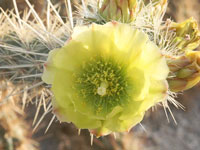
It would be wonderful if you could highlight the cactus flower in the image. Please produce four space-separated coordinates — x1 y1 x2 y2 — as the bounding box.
42 22 169 137
167 51 200 92
169 18 200 53
98 0 137 23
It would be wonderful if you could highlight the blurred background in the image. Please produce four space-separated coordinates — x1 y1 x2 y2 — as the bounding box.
0 0 200 150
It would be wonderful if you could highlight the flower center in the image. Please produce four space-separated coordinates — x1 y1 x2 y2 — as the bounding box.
73 56 133 113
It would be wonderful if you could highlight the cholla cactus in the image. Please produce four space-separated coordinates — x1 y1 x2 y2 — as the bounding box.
0 80 38 150
0 0 200 142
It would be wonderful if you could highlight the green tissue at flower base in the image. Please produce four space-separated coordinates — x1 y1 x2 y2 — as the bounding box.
42 22 169 137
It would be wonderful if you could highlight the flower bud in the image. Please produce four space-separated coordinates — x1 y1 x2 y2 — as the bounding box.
98 0 137 23
167 51 200 92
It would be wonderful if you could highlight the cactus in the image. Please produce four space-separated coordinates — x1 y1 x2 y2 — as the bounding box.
0 0 200 142
0 80 38 150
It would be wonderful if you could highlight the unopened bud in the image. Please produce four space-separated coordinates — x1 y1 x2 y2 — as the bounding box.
98 0 137 23
167 51 200 92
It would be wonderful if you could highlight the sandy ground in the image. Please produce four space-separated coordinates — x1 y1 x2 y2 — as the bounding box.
139 86 200 150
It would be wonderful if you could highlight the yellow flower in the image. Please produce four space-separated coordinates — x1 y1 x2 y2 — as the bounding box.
42 22 169 137
169 18 200 52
